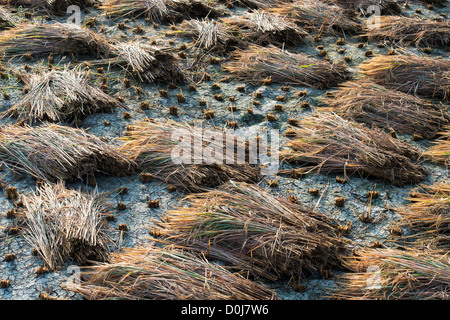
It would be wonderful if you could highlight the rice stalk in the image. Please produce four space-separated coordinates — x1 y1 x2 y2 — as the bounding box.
110 42 185 83
3 67 122 124
334 248 450 300
21 182 111 270
222 10 308 47
282 113 427 186
399 182 450 248
99 0 223 22
323 0 402 15
321 80 450 139
360 54 450 102
70 245 278 300
119 120 261 192
154 181 352 281
221 0 291 8
223 45 349 89
0 6 16 29
0 22 112 59
363 16 450 47
167 18 237 51
0 124 136 182
425 129 450 166
0 0 99 15
270 0 361 35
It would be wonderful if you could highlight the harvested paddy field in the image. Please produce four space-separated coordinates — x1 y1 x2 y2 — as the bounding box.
0 0 449 301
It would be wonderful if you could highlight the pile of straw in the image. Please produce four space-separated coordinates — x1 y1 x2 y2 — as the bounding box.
360 55 450 102
167 18 237 51
335 248 450 300
270 0 361 35
154 181 351 280
0 124 136 182
0 0 99 15
119 120 261 192
223 45 348 89
222 10 307 47
21 182 111 270
324 0 402 15
322 80 450 139
0 23 112 59
0 6 16 29
99 0 223 22
110 42 185 83
426 129 450 166
221 0 291 8
363 16 450 47
400 182 450 248
282 113 427 186
71 246 278 300
3 67 122 124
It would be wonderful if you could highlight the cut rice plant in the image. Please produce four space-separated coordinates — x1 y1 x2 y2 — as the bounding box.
321 80 450 139
220 0 291 8
3 67 122 124
0 22 112 59
425 129 450 166
119 120 261 192
1 0 98 15
110 42 185 83
0 6 16 29
0 124 136 182
154 181 351 281
360 55 450 102
399 182 450 248
223 45 349 89
363 16 450 47
70 245 278 300
282 113 427 186
21 182 111 270
99 0 223 22
167 18 237 51
323 0 402 15
334 248 450 300
222 10 308 47
270 0 361 35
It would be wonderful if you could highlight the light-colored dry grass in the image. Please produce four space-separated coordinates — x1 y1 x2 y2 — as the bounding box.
282 113 427 186
363 16 450 47
71 245 278 300
321 80 450 139
154 181 351 280
3 67 122 124
21 182 111 270
360 55 450 102
222 10 307 47
223 45 348 88
119 120 261 192
0 124 136 182
334 248 450 300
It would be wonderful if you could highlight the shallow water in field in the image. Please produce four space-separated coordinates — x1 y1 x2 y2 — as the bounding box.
0 1 449 300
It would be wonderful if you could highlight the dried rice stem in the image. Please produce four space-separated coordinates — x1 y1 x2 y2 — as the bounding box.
360 54 450 102
71 245 278 300
321 80 450 139
21 182 111 270
119 120 261 192
223 45 349 88
282 113 427 186
334 248 450 300
222 10 307 47
3 67 122 124
0 124 136 181
155 181 351 280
